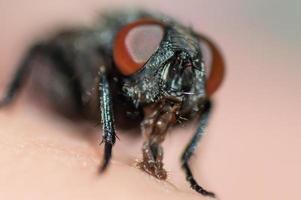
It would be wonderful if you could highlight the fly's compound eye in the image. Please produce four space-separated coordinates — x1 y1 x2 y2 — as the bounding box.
113 19 165 76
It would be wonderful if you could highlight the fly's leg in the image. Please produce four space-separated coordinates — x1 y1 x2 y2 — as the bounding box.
0 44 46 107
181 100 215 198
0 43 84 113
98 66 116 172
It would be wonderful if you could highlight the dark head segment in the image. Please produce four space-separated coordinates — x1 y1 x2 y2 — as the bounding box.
113 18 224 111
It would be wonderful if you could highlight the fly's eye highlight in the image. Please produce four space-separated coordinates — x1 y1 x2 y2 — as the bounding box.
113 19 164 75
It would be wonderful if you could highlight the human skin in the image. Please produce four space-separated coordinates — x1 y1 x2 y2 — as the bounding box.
0 1 301 200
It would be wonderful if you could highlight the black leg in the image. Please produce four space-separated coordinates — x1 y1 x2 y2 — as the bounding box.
0 44 46 107
181 100 216 198
98 67 116 172
0 43 84 114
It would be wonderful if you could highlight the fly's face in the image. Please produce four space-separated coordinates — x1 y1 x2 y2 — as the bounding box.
113 18 207 116
160 50 207 115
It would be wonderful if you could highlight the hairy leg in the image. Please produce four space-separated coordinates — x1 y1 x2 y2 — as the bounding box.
181 100 215 197
98 66 116 172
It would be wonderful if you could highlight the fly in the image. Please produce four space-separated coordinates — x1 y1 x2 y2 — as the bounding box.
0 10 225 197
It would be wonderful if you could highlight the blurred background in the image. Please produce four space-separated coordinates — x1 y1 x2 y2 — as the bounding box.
0 1 300 200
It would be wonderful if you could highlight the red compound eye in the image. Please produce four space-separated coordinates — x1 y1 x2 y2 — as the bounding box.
113 19 165 76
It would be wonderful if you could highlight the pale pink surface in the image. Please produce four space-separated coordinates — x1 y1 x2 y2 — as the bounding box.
0 1 300 200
